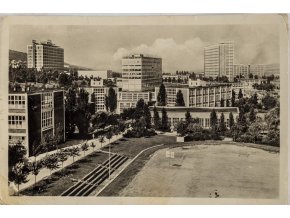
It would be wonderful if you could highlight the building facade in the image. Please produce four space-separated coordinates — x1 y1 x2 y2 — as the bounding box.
85 85 119 113
78 70 112 79
233 64 249 78
8 90 65 157
117 91 152 114
150 106 239 129
27 40 64 71
122 54 162 92
154 83 232 107
204 42 235 81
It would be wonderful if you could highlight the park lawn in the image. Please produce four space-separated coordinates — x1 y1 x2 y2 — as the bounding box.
101 135 176 158
21 151 108 196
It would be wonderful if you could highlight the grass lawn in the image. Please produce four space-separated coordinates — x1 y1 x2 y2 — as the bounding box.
101 135 176 158
21 151 108 196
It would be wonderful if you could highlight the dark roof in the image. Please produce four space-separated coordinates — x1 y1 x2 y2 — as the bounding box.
150 106 239 113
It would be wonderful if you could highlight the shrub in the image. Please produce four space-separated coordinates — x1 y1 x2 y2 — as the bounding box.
236 134 254 143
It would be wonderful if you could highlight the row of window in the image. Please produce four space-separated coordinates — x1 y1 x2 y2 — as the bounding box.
8 115 26 128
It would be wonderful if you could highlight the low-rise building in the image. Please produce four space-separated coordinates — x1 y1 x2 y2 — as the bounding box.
78 70 112 79
155 83 232 107
117 91 152 114
8 90 65 157
150 106 239 129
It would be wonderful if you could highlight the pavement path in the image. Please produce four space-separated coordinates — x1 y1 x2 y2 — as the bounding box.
15 133 124 192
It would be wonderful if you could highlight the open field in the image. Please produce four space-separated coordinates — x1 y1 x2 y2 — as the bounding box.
118 143 279 198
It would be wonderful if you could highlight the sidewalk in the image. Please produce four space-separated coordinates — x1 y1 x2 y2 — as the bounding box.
18 133 123 192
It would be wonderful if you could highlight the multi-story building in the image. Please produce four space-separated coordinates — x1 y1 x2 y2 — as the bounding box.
78 70 112 79
204 42 235 81
233 64 249 78
154 83 232 107
27 40 64 71
150 106 239 129
117 91 152 114
264 64 280 76
84 80 118 113
122 54 162 92
249 64 266 77
8 90 65 157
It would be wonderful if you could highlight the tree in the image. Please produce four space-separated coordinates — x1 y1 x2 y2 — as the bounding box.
106 87 117 112
135 98 145 120
28 160 42 189
106 131 113 144
176 121 188 136
161 107 170 132
81 142 89 156
185 110 192 124
226 99 230 107
210 109 218 131
58 73 71 87
11 162 30 195
248 117 267 143
42 154 60 176
249 73 253 79
9 142 27 170
175 90 185 106
98 135 105 148
153 107 161 130
143 103 152 129
132 116 147 137
262 94 277 110
237 110 248 133
57 150 68 169
229 112 235 129
90 142 96 151
238 89 243 99
231 90 236 107
67 147 80 163
157 83 167 106
220 99 225 107
90 92 96 103
249 93 258 107
219 113 227 134
249 108 256 122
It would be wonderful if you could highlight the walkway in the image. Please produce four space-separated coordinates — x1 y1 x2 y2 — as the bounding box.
16 133 123 192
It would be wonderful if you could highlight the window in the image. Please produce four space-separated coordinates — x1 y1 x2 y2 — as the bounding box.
8 115 26 128
8 95 26 108
42 111 53 129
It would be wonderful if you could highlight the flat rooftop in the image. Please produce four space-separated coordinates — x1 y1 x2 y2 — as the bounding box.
150 106 239 113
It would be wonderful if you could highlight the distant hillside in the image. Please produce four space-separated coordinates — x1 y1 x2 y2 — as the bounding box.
9 50 27 62
64 62 93 71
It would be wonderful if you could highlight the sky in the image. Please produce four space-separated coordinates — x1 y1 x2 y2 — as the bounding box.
9 24 279 73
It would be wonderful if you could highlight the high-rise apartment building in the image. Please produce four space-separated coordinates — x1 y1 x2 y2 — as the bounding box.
204 42 234 81
122 54 162 91
27 40 64 71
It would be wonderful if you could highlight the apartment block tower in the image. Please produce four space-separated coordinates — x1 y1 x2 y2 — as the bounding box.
121 54 162 91
204 42 235 81
27 40 64 71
